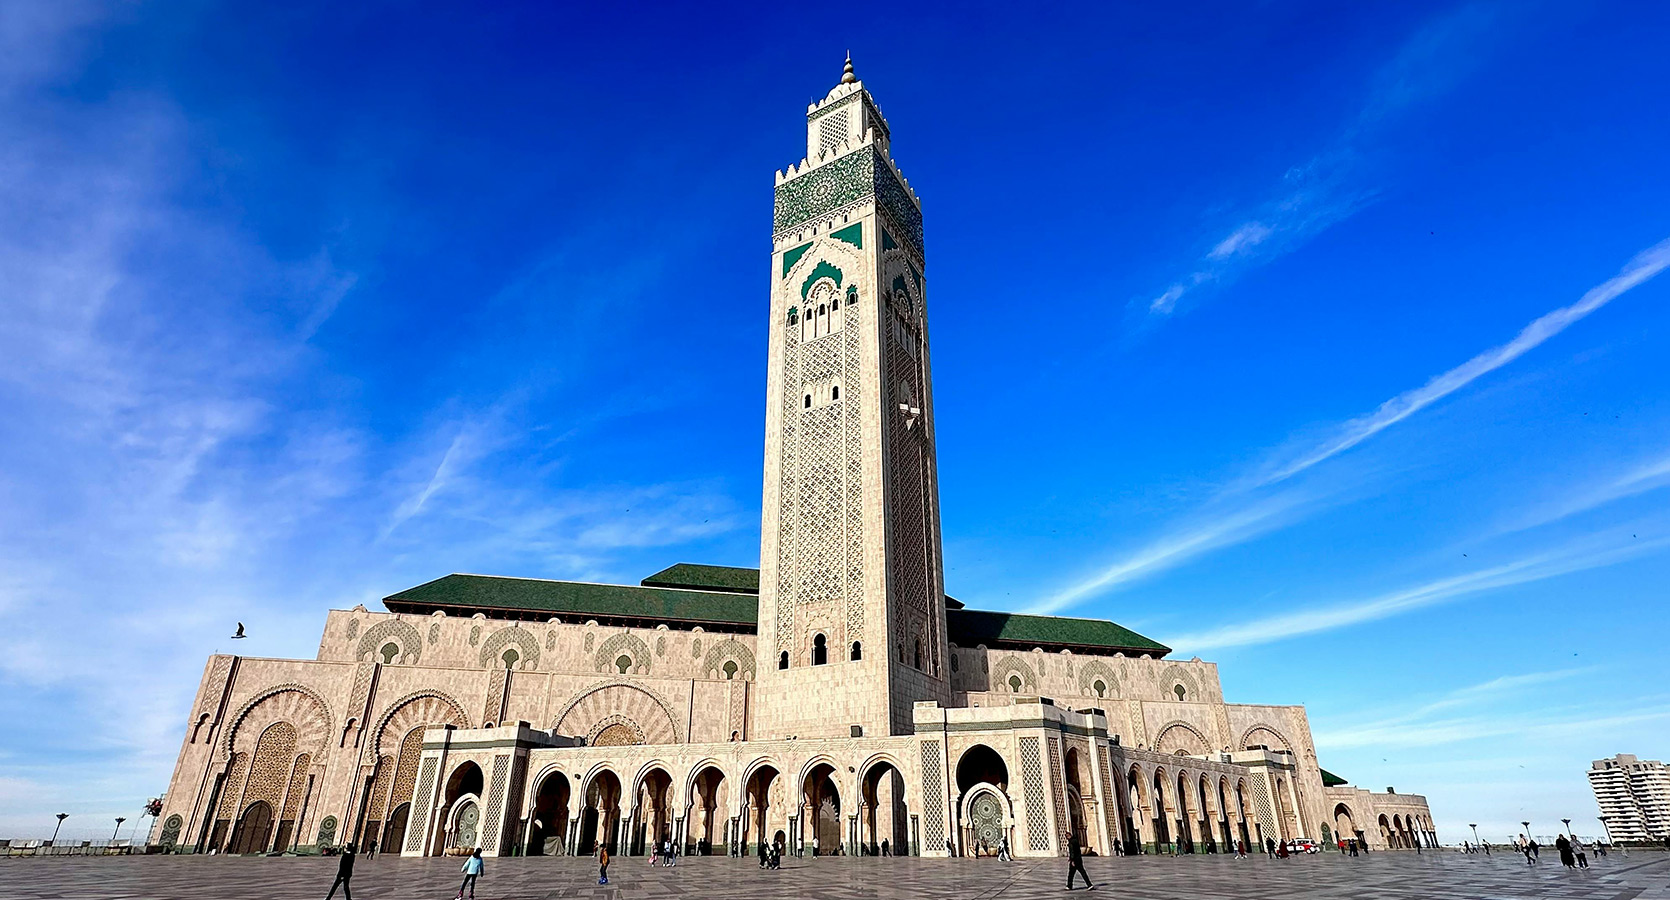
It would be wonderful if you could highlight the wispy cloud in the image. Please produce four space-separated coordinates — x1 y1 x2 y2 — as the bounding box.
1026 494 1309 614
1148 3 1498 317
1504 451 1670 534
1044 235 1670 613
1167 529 1670 651
1248 236 1670 488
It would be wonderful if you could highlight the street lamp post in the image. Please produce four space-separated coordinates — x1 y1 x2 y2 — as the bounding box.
1522 819 1532 842
112 818 126 843
1469 823 1480 852
1561 818 1572 841
51 813 69 846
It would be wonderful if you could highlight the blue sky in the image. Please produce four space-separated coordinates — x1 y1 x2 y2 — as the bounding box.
2 0 1667 843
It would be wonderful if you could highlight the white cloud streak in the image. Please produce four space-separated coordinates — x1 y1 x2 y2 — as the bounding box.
1251 236 1670 488
1167 530 1670 651
1045 235 1670 613
1026 494 1309 614
1505 451 1670 534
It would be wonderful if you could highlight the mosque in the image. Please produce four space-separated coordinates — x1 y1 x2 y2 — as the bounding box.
153 59 1435 860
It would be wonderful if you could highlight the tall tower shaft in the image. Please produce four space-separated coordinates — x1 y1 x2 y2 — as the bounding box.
754 60 950 739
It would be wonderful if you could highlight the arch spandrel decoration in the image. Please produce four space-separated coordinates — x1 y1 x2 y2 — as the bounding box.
364 691 470 763
702 638 756 681
1077 659 1119 698
1159 664 1202 702
1153 720 1212 757
553 681 682 745
594 633 651 675
223 684 332 761
478 625 541 671
1238 723 1294 752
356 619 423 665
990 656 1035 693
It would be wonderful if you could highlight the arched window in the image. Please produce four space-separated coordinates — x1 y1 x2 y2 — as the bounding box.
722 660 738 680
804 394 812 409
850 641 862 661
1094 680 1107 698
812 634 828 666
379 642 399 664
778 651 789 670
913 639 923 670
1009 674 1024 693
950 654 959 672
501 648 519 669
190 713 210 744
616 654 632 674
1173 684 1187 701
831 385 839 401
847 286 858 305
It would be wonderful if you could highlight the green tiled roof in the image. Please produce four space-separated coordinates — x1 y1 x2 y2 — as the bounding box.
1320 768 1348 787
640 563 760 594
946 609 1170 655
384 574 757 627
383 569 1169 656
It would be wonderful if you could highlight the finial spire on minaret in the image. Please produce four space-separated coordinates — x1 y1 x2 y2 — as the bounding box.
841 52 857 84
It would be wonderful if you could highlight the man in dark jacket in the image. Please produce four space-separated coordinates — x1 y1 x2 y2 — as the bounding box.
326 842 356 899
1066 831 1092 890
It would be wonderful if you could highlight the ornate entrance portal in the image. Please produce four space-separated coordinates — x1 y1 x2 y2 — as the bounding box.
969 790 1004 850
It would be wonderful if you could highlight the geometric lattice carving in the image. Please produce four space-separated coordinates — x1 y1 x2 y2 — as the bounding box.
1159 665 1201 702
1250 777 1277 841
920 740 944 850
1047 738 1068 845
482 754 511 853
1019 736 1050 851
1077 660 1119 698
702 638 755 681
991 657 1036 693
281 753 311 821
478 626 540 671
357 619 423 665
406 757 438 854
594 633 650 675
400 761 434 851
217 753 249 819
244 722 298 811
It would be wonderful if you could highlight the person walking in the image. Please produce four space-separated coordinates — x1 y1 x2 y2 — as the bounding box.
1234 839 1245 859
999 835 1012 861
325 842 356 900
667 837 677 868
881 838 891 857
1265 836 1276 858
597 842 611 884
455 848 484 900
1556 835 1575 869
650 836 660 867
1065 831 1093 891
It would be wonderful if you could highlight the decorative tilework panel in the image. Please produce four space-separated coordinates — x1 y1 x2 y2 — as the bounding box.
406 757 439 853
1020 737 1050 851
481 754 512 852
920 741 944 849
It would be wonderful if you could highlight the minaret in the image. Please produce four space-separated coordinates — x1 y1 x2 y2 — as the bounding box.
754 57 949 739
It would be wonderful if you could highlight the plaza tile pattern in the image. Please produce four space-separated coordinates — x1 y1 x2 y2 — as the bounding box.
3 851 1666 900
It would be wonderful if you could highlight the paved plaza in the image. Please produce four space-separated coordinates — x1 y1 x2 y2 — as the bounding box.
4 851 1667 900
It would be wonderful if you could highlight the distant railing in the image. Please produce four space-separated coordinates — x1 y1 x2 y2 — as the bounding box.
0 840 138 857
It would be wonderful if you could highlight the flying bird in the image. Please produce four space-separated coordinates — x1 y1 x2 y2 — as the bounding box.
231 623 247 639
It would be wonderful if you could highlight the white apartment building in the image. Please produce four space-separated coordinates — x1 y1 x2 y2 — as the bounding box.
1588 754 1670 842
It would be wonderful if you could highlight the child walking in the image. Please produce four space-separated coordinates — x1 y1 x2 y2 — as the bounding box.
455 848 484 900
597 843 611 884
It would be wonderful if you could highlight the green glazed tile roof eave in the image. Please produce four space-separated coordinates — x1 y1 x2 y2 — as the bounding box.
1320 768 1349 787
640 563 760 594
383 574 757 625
945 609 1170 655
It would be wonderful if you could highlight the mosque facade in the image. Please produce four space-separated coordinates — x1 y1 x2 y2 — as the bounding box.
153 60 1434 860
